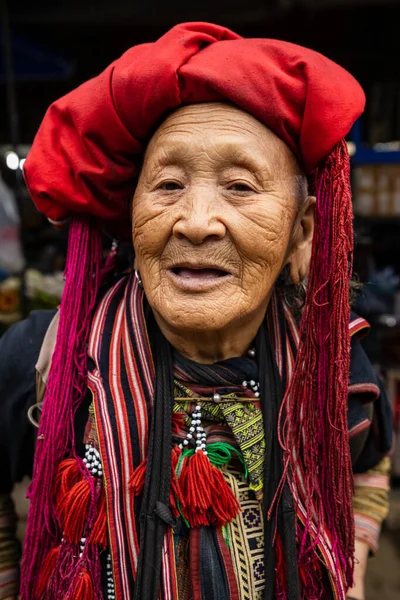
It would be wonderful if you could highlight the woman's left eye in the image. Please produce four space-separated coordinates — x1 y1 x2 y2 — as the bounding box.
228 182 254 192
158 181 183 191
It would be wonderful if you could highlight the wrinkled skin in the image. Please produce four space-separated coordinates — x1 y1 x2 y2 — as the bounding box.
132 103 315 363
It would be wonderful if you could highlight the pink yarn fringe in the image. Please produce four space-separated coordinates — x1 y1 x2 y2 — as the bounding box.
280 140 355 593
21 215 102 599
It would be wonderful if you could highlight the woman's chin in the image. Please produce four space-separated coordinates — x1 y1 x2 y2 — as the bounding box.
153 296 239 334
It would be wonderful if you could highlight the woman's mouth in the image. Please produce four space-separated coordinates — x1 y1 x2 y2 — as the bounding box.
168 265 232 290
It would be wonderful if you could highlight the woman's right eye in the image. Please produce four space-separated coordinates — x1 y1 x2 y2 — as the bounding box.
158 181 182 191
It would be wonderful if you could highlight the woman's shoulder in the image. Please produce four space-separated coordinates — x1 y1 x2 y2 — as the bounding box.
0 310 57 488
0 310 57 379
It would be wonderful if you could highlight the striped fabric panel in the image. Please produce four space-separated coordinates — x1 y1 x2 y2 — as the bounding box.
88 275 154 600
349 317 370 338
161 530 178 600
353 514 381 553
354 473 390 490
353 457 391 552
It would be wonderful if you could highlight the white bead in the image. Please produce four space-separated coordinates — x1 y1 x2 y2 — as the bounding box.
196 426 203 431
92 469 98 475
189 427 195 433
250 380 255 386
187 433 193 439
197 412 202 418
201 443 206 449
255 392 260 398
85 444 89 450
179 444 183 450
242 381 247 387
213 393 221 402
203 450 208 456
248 348 256 358
183 439 189 445
83 458 88 464
195 405 201 411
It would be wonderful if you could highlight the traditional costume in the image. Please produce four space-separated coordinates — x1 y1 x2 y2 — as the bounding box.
0 22 392 600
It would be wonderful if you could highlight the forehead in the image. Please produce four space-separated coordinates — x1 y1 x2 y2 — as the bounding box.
144 103 296 172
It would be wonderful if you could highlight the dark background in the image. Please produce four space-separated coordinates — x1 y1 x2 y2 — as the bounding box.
1 0 400 143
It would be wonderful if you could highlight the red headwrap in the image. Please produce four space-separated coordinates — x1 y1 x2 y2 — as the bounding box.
24 21 364 234
22 22 365 600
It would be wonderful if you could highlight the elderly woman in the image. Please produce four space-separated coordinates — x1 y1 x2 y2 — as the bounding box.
0 22 392 600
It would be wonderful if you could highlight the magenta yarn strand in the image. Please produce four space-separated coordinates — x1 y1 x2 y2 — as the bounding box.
21 215 102 599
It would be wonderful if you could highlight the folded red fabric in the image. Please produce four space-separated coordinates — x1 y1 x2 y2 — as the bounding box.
24 21 365 233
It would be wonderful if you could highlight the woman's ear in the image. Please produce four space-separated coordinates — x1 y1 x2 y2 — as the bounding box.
288 196 316 285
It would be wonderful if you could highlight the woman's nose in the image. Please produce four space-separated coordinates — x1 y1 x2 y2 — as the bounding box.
172 190 226 244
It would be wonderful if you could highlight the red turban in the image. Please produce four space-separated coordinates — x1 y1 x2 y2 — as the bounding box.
24 21 364 232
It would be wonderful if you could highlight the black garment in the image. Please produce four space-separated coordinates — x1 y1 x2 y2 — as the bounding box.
0 310 56 493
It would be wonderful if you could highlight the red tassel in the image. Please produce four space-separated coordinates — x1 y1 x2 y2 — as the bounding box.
179 450 240 528
206 467 240 527
36 545 60 598
128 459 147 496
172 412 186 434
59 479 91 544
88 489 107 548
69 568 95 600
54 458 82 505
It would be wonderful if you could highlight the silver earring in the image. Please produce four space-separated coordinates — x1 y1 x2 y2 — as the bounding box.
134 269 143 287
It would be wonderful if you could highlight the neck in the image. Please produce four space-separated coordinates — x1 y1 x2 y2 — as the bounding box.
152 306 267 364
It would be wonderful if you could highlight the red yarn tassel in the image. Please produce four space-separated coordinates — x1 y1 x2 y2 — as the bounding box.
207 467 240 527
88 489 107 549
54 458 82 504
128 459 147 496
172 412 186 434
179 450 212 527
59 479 91 544
36 546 60 598
179 450 240 528
69 568 95 600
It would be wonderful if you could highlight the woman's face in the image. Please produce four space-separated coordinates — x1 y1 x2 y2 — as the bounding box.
132 103 311 336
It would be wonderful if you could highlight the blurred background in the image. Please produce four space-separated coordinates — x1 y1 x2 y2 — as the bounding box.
1 0 399 597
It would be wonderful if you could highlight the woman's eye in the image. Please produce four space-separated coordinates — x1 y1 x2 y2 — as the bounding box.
228 182 254 192
158 181 182 191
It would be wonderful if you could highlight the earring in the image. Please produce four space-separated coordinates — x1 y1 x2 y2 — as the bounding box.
134 269 143 287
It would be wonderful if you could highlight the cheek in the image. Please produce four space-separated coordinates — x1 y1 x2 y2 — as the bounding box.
131 192 174 264
233 200 295 283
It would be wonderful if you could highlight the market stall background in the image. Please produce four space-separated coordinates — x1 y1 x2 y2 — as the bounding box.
1 1 399 598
